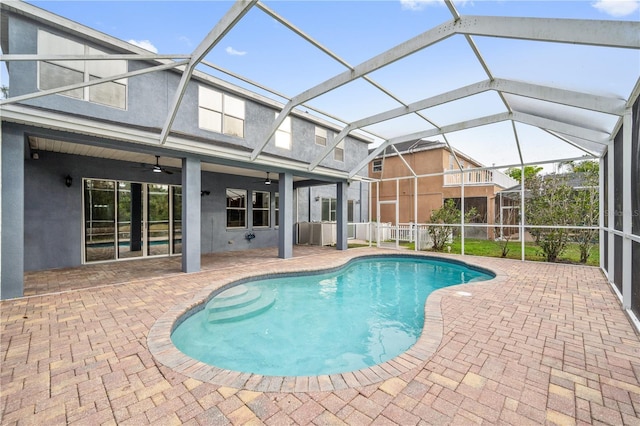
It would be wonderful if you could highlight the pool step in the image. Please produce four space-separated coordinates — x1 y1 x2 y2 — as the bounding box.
207 285 262 313
207 285 275 323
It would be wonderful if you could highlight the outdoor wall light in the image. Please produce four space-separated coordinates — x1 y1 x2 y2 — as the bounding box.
315 196 320 202
64 175 72 188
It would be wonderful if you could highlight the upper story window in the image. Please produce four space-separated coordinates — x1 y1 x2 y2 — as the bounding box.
38 30 127 109
372 159 382 173
199 86 245 137
275 112 292 150
315 127 327 146
334 140 345 162
226 188 247 228
252 191 270 227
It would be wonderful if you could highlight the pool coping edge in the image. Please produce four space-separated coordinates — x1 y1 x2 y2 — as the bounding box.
147 250 507 393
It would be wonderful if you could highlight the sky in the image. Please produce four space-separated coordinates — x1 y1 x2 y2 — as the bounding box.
3 0 640 172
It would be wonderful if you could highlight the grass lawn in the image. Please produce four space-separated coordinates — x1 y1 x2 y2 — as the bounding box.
402 238 600 267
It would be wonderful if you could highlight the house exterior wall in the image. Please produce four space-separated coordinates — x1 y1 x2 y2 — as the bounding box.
4 12 369 173
295 183 369 224
369 147 500 238
21 147 294 272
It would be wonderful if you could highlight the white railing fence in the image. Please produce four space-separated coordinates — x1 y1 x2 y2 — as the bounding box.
444 169 517 188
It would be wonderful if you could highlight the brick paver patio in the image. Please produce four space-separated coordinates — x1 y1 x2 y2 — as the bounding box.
2 246 639 425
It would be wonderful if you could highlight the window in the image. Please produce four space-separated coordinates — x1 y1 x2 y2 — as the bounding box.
199 86 245 137
334 140 344 162
321 198 335 222
275 193 280 227
252 191 270 227
372 159 382 173
315 127 327 146
321 198 354 222
226 189 247 228
38 30 127 109
275 112 292 149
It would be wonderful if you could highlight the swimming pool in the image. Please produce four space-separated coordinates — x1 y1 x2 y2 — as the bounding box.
171 255 494 377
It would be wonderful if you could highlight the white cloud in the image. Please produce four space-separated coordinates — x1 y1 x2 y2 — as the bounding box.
592 0 639 16
225 46 247 56
178 35 193 48
127 39 158 53
400 0 442 10
400 0 469 11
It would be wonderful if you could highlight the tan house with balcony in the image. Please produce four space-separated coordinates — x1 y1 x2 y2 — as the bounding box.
369 139 517 239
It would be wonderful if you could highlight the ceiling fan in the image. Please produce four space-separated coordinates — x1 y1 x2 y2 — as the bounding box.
254 172 273 185
143 155 173 174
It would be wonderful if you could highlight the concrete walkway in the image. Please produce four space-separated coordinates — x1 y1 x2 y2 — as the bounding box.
2 247 639 425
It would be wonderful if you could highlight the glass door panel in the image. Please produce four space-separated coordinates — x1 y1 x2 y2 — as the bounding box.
84 179 116 262
117 182 144 259
147 184 170 256
172 186 182 254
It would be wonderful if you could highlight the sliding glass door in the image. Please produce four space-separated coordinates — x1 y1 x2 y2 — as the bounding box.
83 179 181 263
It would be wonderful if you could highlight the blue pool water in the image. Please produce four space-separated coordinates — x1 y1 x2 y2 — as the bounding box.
171 256 493 376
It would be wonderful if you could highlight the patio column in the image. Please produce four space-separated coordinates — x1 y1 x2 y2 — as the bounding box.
182 157 201 273
1 126 25 299
278 172 293 259
336 181 348 250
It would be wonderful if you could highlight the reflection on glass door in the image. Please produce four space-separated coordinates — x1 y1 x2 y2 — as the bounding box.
147 184 170 256
172 187 182 254
83 179 181 263
117 182 144 259
84 179 116 262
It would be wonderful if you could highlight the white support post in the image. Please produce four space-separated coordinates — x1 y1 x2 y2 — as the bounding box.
599 155 606 271
608 140 615 285
622 109 632 309
520 164 526 262
414 176 418 251
376 181 380 248
461 169 465 256
396 179 400 250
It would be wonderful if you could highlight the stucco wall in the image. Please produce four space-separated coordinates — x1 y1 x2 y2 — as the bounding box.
22 149 297 271
5 12 370 174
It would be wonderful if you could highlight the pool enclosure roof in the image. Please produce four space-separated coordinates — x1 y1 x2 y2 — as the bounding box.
2 0 639 179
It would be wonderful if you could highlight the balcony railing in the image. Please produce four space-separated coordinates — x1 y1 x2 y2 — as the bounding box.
444 169 517 189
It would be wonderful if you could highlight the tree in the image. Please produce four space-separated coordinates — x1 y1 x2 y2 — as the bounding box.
0 85 8 99
494 205 518 258
506 166 543 183
427 199 478 251
525 174 574 262
566 161 599 263
524 163 599 263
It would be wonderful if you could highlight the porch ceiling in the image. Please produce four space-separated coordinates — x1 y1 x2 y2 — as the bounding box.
27 136 303 181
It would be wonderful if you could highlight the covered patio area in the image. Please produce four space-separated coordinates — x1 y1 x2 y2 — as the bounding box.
2 247 639 424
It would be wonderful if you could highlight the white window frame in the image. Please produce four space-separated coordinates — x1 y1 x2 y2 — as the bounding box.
252 190 270 228
226 188 247 228
321 198 354 222
334 140 345 162
37 30 128 109
315 127 327 146
275 112 292 150
274 192 280 228
199 85 245 137
372 159 383 173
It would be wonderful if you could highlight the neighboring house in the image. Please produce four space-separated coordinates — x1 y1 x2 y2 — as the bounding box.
0 2 370 298
368 139 517 239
